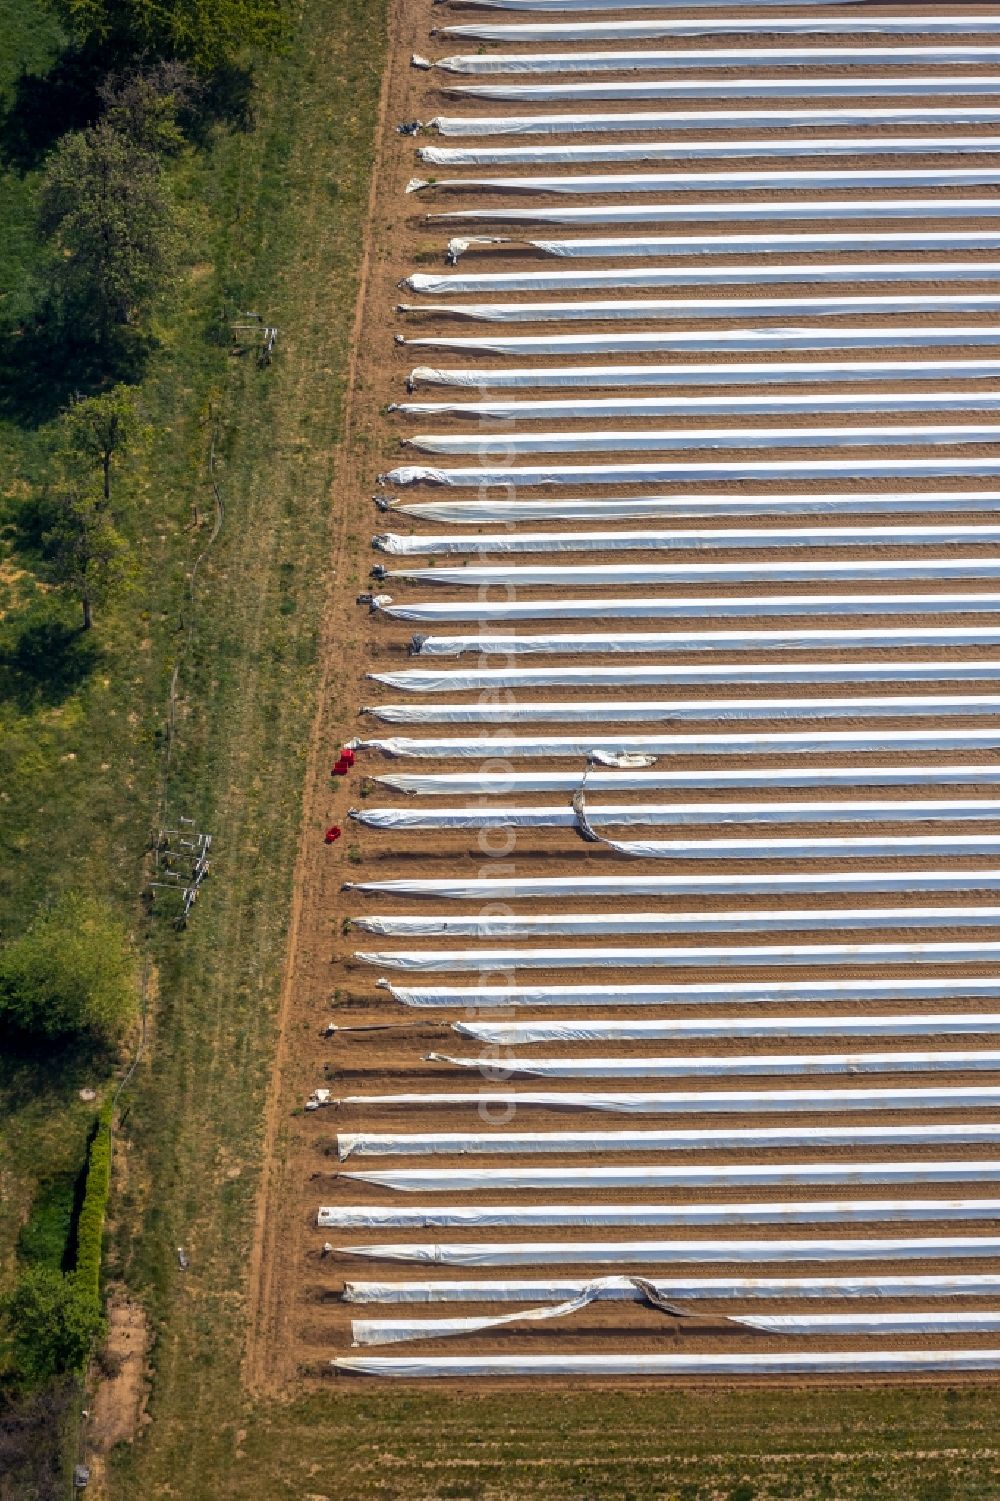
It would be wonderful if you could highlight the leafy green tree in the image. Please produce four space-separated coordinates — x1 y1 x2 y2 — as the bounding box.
60 385 148 503
4 1267 105 1389
44 479 135 630
0 894 137 1044
38 122 178 341
98 61 202 154
49 0 287 72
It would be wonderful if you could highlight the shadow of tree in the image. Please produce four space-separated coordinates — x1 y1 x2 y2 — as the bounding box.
0 45 107 175
0 603 99 710
0 300 152 429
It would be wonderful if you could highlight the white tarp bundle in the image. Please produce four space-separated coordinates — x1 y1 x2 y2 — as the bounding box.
401 295 1000 324
428 199 1000 227
379 978 1000 1008
368 665 1000 692
374 523 1000 555
351 728 1000 759
405 361 1000 390
332 1352 1000 1378
459 1015 1000 1045
424 1050 1000 1079
350 800 1000 830
358 939 1000 971
337 1124 1000 1161
351 1305 1000 1347
435 20 1000 43
443 78 1000 104
368 764 1000 793
363 696 1000 726
355 907 1000 936
354 728 1000 761
351 870 1000 898
429 109 1000 139
411 167 1000 196
336 1084 1000 1114
317 1199 1000 1229
392 391 1000 418
347 1162 1000 1193
398 330 1000 357
342 1272 1000 1302
418 47 1000 77
372 592 1000 622
409 627 1000 656
419 140 1000 168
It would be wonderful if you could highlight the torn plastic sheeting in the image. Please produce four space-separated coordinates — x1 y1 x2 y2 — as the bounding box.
352 906 1000 936
372 523 1000 555
336 1085 1000 1115
420 48 1000 79
427 199 1000 226
336 1125 1000 1161
342 1272 1000 1303
358 940 1000 972
436 19 1000 43
443 78 1000 104
398 295 1000 324
411 168 1000 195
349 802 1000 831
347 1163 1000 1194
391 390 1000 419
408 628 1000 656
371 592 1000 622
419 140 1000 169
351 728 1000 759
363 698 1000 728
349 870 1000 899
398 330 1000 357
405 362 1000 391
429 109 1000 140
426 1050 1000 1079
332 1351 1000 1378
459 1015 1000 1044
380 979 1000 1008
317 1199 1000 1230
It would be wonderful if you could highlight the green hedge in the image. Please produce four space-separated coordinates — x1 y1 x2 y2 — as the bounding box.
73 1100 113 1307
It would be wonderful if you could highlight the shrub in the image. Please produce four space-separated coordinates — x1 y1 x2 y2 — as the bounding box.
0 894 137 1044
4 1268 104 1389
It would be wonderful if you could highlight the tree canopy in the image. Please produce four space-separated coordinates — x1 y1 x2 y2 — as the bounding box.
0 894 137 1044
4 1268 105 1389
49 0 288 72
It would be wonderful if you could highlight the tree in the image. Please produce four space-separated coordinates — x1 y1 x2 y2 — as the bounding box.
48 0 287 73
98 61 202 155
4 1268 105 1389
0 894 137 1044
38 122 178 342
44 479 135 630
60 385 147 503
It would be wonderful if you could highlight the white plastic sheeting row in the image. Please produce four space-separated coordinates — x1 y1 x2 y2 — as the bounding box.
377 522 1000 552
318 1200 1000 1229
353 870 1000 899
429 108 1000 139
379 979 1000 1008
351 801 1000 830
337 1124 1000 1161
331 1352 1000 1379
403 292 1000 320
436 21 1000 42
353 906 1000 935
409 627 1000 655
425 1051 1000 1079
348 1163 1000 1193
366 764 1000 792
351 1307 1000 1348
418 47 1000 77
359 939 1000 970
364 697 1000 726
402 427 1000 455
439 0 888 11
351 728 1000 759
445 230 1000 260
459 1016 1000 1044
429 198 1000 226
370 667 1000 693
413 166 1000 195
337 1084 1000 1114
399 330 1000 356
342 1272 1000 1302
406 265 1000 294
392 391 1000 419
442 78 1000 104
405 361 1000 389
420 138 1000 166
371 592 1000 622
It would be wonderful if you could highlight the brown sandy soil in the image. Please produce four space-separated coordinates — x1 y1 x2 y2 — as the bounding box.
243 0 1000 1397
